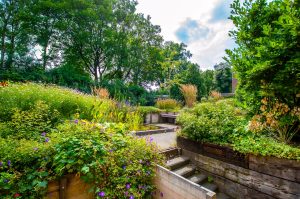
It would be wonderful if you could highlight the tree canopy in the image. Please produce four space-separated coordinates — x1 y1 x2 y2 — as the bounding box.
227 0 300 111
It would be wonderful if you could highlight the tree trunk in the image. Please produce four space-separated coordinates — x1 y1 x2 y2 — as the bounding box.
1 19 8 69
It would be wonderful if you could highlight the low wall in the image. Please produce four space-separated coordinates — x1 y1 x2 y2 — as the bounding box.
177 136 300 199
135 126 175 136
46 175 93 199
145 113 160 124
154 165 216 199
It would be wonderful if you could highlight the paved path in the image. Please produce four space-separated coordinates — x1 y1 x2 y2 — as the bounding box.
142 124 179 150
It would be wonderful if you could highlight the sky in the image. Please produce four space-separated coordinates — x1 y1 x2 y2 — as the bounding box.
136 0 236 70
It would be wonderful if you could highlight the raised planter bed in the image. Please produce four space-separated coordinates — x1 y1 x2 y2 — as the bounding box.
177 136 249 168
46 175 93 199
177 136 300 199
135 125 177 136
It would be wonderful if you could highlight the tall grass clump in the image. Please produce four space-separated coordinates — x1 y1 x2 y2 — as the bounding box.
0 83 97 121
93 87 110 99
209 90 223 101
180 84 197 108
155 99 180 112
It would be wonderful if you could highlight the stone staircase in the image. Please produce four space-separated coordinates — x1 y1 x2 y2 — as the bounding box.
166 155 232 199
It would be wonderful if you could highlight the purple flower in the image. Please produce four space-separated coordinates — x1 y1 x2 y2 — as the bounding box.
124 191 128 196
139 160 143 164
3 179 9 183
45 137 50 143
122 165 126 170
33 147 38 151
146 170 151 176
0 161 2 167
126 183 130 189
129 195 134 199
160 192 164 197
74 119 79 124
7 160 11 166
150 137 154 143
98 191 105 197
41 132 46 137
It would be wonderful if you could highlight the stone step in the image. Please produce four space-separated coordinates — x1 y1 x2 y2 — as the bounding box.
188 173 207 184
201 182 218 192
173 164 196 177
166 156 190 170
217 192 231 199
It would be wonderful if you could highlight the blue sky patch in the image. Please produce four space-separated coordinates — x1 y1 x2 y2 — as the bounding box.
175 18 209 44
210 0 232 22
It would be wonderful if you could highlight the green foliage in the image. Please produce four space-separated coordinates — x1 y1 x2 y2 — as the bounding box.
0 121 164 198
227 0 300 113
155 99 181 112
177 99 300 160
177 99 245 144
0 101 60 139
136 106 162 117
213 62 232 93
91 99 144 131
0 83 96 121
231 133 300 160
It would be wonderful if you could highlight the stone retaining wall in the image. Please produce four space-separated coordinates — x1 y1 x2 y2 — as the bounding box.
177 137 300 199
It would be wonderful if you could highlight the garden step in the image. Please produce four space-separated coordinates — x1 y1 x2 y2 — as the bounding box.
166 156 190 170
217 192 231 199
201 182 218 192
188 173 207 184
173 164 196 177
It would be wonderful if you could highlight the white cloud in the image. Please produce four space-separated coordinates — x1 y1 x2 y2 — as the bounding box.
136 0 235 70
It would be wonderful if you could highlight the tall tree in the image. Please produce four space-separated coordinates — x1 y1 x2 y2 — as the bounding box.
226 0 300 112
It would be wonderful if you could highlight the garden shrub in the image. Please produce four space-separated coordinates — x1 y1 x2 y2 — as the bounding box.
249 97 300 144
0 101 60 140
177 99 246 144
0 121 163 198
155 99 181 112
91 99 144 131
177 99 300 160
0 83 96 122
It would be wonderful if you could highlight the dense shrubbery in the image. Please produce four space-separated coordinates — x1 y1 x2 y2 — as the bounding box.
177 99 246 144
0 83 163 198
0 121 163 198
0 83 96 121
177 99 300 160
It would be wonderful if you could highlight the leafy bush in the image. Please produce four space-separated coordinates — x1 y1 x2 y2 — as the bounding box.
177 99 300 160
227 0 300 113
177 99 246 144
180 84 198 108
155 99 181 112
248 98 300 144
0 83 96 121
0 101 60 139
231 132 300 160
0 121 163 198
92 99 144 131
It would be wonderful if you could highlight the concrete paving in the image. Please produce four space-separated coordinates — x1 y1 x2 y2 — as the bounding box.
141 123 178 150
